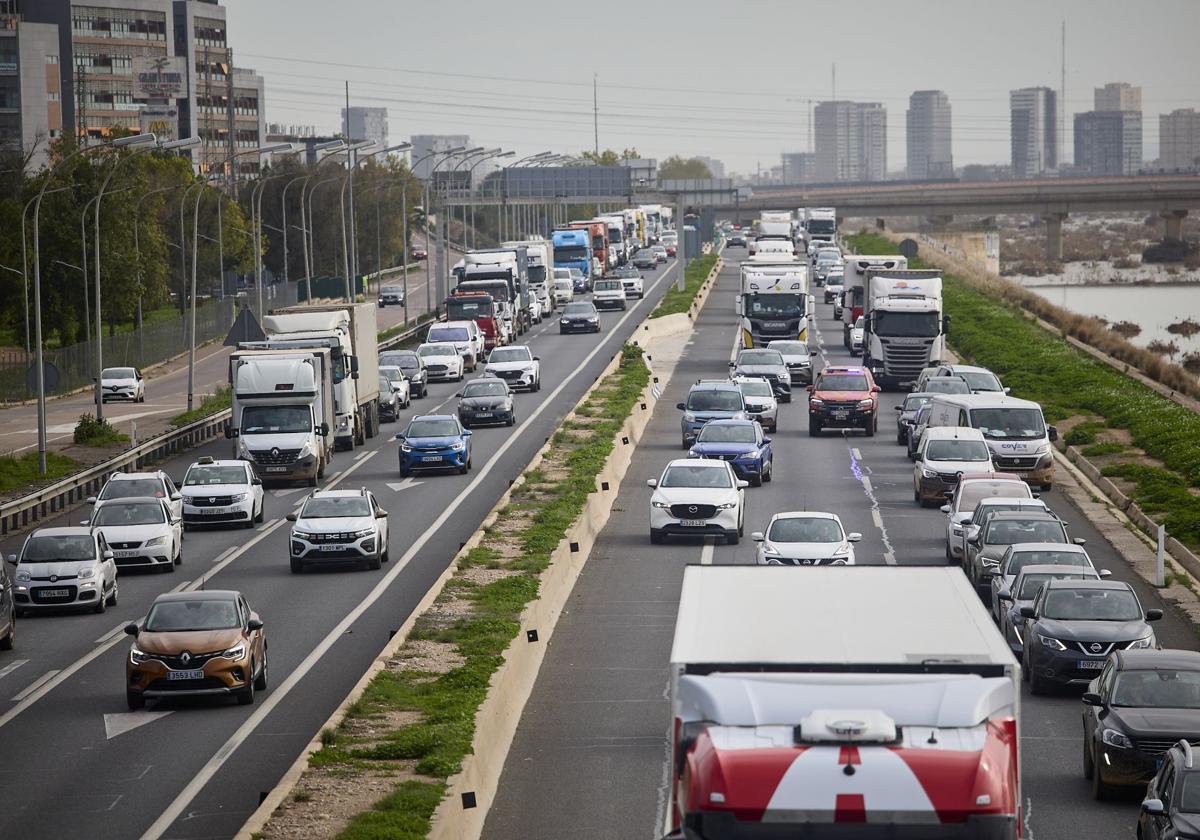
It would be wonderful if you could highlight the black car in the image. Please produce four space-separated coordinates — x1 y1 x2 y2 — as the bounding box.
457 378 516 428
1140 737 1200 837
1083 649 1200 801
1019 579 1161 695
380 350 428 398
894 392 934 445
379 285 405 307
0 561 14 650
559 301 600 334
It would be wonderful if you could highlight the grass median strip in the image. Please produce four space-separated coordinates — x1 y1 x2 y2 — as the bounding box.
259 344 650 840
170 386 231 427
651 253 718 318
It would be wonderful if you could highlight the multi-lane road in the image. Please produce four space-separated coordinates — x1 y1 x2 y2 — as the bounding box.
0 255 679 839
482 249 1192 840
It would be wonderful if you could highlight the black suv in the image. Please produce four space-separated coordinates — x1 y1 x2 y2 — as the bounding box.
1140 737 1200 838
1083 649 1200 801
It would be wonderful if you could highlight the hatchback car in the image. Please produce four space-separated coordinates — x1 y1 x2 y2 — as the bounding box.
553 277 574 305
458 378 515 428
823 277 844 304
632 248 658 269
752 512 861 566
989 543 1105 622
180 457 264 529
997 564 1102 656
895 392 934 446
100 366 145 403
1083 650 1200 800
90 470 183 521
397 414 472 476
87 497 183 572
426 321 483 370
379 365 412 411
415 342 464 382
652 245 669 264
728 233 746 247
1139 735 1200 834
808 366 880 437
678 380 748 449
379 284 405 307
912 427 994 507
850 316 865 356
560 301 600 334
766 340 813 386
966 510 1081 595
484 345 541 391
592 278 627 311
8 527 118 614
569 268 587 294
287 488 389 572
124 589 266 708
730 349 791 402
1020 579 1160 694
934 364 1007 394
940 473 1032 563
380 350 428 399
647 459 747 545
732 376 778 433
687 418 773 486
906 403 934 459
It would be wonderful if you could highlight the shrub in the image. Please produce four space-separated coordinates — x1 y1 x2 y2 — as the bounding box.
73 414 129 447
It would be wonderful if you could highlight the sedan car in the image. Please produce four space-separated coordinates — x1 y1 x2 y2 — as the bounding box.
458 378 515 428
100 366 145 403
90 469 183 521
632 248 658 270
752 512 861 566
397 414 472 476
379 365 412 411
87 497 183 572
1138 730 1200 834
895 392 934 446
966 510 1081 595
8 527 118 615
766 340 813 386
912 427 994 507
652 245 669 264
1019 579 1160 695
124 589 266 708
286 488 389 573
997 564 1102 656
732 376 778 433
378 284 406 307
935 364 1007 394
850 316 865 356
484 345 540 391
415 342 464 382
180 457 264 529
940 472 1032 563
380 350 428 399
989 543 1104 622
730 349 791 402
378 372 401 423
728 233 747 247
559 301 601 334
1083 650 1200 800
823 277 844 304
687 418 773 486
647 459 747 545
412 246 428 260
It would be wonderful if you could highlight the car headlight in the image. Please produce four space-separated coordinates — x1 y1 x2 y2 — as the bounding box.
144 536 168 547
761 543 780 556
687 450 699 458
651 500 671 509
292 529 314 540
982 557 1001 568
449 440 466 452
297 441 312 458
130 645 152 666
809 397 824 406
1127 633 1156 650
14 569 30 582
399 443 412 453
683 412 696 423
587 316 599 322
77 567 95 580
220 642 247 661
1101 728 1133 749
560 318 570 325
716 501 738 510
352 528 376 540
230 492 249 503
858 398 874 407
921 468 938 478
1038 633 1067 651
1032 444 1052 456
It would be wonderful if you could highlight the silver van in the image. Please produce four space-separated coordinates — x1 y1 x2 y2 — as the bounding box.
925 394 1058 489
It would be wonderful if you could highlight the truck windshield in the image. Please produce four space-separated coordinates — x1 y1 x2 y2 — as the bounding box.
873 310 940 338
242 406 312 434
447 300 492 319
527 265 546 285
746 294 804 318
972 408 1046 439
556 246 588 261
592 235 605 251
808 219 836 235
458 283 509 302
608 230 621 243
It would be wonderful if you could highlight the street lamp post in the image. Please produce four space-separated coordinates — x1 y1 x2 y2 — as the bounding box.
287 139 348 300
467 151 512 248
450 148 498 250
417 146 469 315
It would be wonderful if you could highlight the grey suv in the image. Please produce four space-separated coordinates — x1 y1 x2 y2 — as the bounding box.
965 510 1081 595
677 381 747 449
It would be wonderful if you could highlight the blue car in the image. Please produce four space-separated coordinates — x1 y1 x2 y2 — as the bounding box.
688 419 773 486
676 380 747 450
397 414 472 476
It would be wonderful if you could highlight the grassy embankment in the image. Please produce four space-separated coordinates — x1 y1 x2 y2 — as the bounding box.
651 253 719 318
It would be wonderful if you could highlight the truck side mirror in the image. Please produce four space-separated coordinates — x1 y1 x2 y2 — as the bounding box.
316 423 329 436
1047 425 1058 442
734 297 742 315
225 427 238 439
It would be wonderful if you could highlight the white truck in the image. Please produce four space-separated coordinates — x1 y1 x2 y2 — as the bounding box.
665 565 1020 840
736 259 811 347
227 348 335 486
593 214 628 266
258 302 381 451
862 268 948 390
639 203 664 242
804 206 838 249
503 238 556 315
462 247 531 336
841 255 908 348
750 210 795 256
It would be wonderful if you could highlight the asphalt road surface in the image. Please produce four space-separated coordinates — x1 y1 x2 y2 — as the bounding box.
0 255 678 840
482 248 1194 840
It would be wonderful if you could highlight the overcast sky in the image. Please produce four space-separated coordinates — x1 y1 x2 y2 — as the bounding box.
227 0 1199 175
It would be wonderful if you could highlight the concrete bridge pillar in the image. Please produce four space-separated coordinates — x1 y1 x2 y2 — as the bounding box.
1162 209 1188 241
1044 213 1068 261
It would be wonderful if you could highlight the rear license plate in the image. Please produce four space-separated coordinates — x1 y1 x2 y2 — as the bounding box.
39 588 69 598
319 544 346 552
1077 660 1105 670
422 455 442 462
831 410 849 419
264 466 288 473
114 550 139 558
681 519 706 527
168 669 204 681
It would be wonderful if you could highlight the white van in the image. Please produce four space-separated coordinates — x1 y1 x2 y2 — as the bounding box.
425 320 484 371
926 394 1058 489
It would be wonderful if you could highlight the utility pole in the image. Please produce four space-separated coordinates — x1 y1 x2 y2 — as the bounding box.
831 63 836 101
1060 20 1067 170
593 73 599 156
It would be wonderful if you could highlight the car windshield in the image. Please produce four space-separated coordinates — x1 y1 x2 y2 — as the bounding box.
660 465 732 489
697 424 757 444
429 327 469 342
961 371 1003 391
490 348 531 363
185 466 245 486
241 406 312 435
853 317 865 329
687 390 743 412
1042 588 1141 621
635 250 655 259
925 378 972 394
417 345 453 358
103 367 136 379
406 419 460 438
20 535 94 562
818 374 868 391
768 342 809 357
382 286 403 295
958 480 1032 511
926 439 991 462
1017 572 1089 599
738 351 784 366
301 496 372 518
145 599 241 632
554 269 571 280
380 366 405 382
738 380 774 398
563 303 595 316
594 281 621 291
1112 670 1200 709
903 394 933 411
973 407 1046 439
769 517 842 543
984 519 1066 545
1009 551 1089 574
555 280 572 291
463 382 507 398
826 275 844 286
391 356 419 372
93 502 166 526
101 478 164 499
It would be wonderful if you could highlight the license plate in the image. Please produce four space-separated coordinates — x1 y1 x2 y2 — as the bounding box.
319 544 346 552
39 588 69 598
168 669 204 681
114 549 139 558
475 412 492 418
831 410 849 419
681 519 706 527
200 506 235 515
264 466 288 473
1077 660 1105 670
421 455 442 462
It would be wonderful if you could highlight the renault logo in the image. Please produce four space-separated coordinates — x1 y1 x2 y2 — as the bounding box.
1090 643 1103 653
181 652 192 664
271 448 281 458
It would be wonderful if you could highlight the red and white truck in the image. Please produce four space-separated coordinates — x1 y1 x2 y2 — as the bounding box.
665 565 1020 840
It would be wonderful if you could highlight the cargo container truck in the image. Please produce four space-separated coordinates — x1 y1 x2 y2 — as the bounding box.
862 268 948 390
841 255 908 347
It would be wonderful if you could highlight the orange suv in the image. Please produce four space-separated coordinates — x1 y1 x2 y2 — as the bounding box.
808 365 881 436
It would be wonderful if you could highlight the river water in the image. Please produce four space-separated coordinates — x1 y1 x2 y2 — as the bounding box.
1025 284 1200 354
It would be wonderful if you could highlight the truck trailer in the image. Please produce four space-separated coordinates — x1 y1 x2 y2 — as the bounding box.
841 255 908 347
862 268 948 390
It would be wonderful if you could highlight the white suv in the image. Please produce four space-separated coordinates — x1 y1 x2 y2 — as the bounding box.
7 527 118 614
426 321 483 371
483 345 541 392
287 488 389 573
90 470 183 521
591 278 627 311
647 459 747 546
87 497 183 572
180 457 265 529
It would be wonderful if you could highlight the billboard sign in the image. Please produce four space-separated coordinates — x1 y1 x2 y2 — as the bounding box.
140 106 180 142
133 56 187 99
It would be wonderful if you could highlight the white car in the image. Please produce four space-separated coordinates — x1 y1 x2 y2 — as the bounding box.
752 511 861 566
732 376 778 432
553 277 574 305
483 345 541 391
850 315 865 356
7 526 118 614
100 366 145 403
416 342 465 382
87 497 182 572
286 488 389 573
592 278 627 311
379 365 412 409
619 272 644 299
90 470 183 521
647 458 747 546
425 321 482 370
913 427 995 507
179 457 264 529
941 475 1035 563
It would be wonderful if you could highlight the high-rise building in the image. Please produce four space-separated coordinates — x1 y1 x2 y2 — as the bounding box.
1159 108 1200 171
343 106 387 149
814 100 886 182
905 90 953 180
1074 110 1142 176
780 152 816 184
410 133 470 179
1010 87 1058 178
0 10 63 170
1095 82 1141 113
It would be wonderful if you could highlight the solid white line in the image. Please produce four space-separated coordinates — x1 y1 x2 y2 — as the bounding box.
166 580 192 594
871 509 884 529
11 669 59 703
851 447 862 460
0 660 28 681
137 259 682 840
861 476 873 494
700 540 715 565
95 621 131 645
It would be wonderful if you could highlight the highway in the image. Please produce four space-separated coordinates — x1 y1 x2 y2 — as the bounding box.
481 249 1194 840
0 255 678 840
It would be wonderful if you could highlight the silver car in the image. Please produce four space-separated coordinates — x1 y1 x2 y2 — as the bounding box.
732 376 778 432
730 349 791 402
766 340 814 386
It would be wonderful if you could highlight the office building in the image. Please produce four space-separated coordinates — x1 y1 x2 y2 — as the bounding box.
906 90 953 180
1095 82 1141 113
780 152 816 184
343 106 387 149
1159 108 1200 171
410 134 470 179
814 100 887 182
0 10 62 170
1010 86 1058 178
1074 110 1142 176
693 155 725 179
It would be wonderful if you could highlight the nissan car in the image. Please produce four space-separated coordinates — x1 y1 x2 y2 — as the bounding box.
752 511 861 566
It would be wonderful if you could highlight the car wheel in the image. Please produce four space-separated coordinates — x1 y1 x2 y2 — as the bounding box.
106 583 118 607
913 485 921 504
1091 755 1112 800
399 465 411 478
507 413 515 427
237 675 255 706
254 650 268 691
762 461 772 483
681 434 690 450
750 473 762 487
93 591 106 614
175 544 183 566
865 419 876 437
290 557 304 574
897 430 906 445
0 612 13 650
1030 667 1049 696
808 420 822 437
126 691 145 710
14 607 26 619
255 503 264 524
650 529 664 545
366 551 382 571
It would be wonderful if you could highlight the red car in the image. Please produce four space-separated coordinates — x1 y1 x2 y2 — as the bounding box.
666 244 677 257
411 247 428 260
808 365 880 437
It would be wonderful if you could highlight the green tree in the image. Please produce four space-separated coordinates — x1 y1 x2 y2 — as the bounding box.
658 156 713 180
580 147 640 165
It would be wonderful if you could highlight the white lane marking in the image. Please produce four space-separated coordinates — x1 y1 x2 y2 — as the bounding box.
851 447 862 460
104 710 173 740
11 669 59 703
353 450 369 461
138 258 682 840
212 546 238 565
0 660 28 681
861 476 873 494
848 446 896 566
700 539 715 565
270 488 305 498
871 509 884 530
95 621 132 645
166 580 191 594
386 478 424 493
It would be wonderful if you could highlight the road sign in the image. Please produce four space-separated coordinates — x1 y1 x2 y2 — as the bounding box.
26 361 59 394
898 238 920 260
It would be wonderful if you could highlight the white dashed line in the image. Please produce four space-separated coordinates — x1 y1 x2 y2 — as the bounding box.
0 659 28 681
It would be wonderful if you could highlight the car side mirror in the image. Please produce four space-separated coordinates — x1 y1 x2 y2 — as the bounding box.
170 492 182 501
727 361 735 367
6 554 16 565
997 589 1012 602
533 356 540 361
751 532 764 542
376 511 388 518
968 535 982 547
247 619 264 632
871 386 881 393
1003 387 1011 394
846 532 862 542
1146 609 1163 622
80 519 90 527
285 513 297 522
675 403 687 411
1098 569 1112 578
252 476 262 486
1073 537 1087 546
1048 425 1058 442
646 479 658 488
1081 691 1103 707
1019 606 1037 619
103 550 115 560
761 437 771 445
940 505 951 513
225 427 238 439
87 496 98 505
1142 799 1166 816
124 623 140 637
736 480 749 489
462 429 473 436
894 405 903 411
454 392 462 397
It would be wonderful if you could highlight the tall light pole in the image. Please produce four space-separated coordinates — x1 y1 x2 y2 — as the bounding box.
451 148 498 250
343 139 376 285
467 150 512 248
287 139 347 298
420 146 469 314
348 142 411 292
